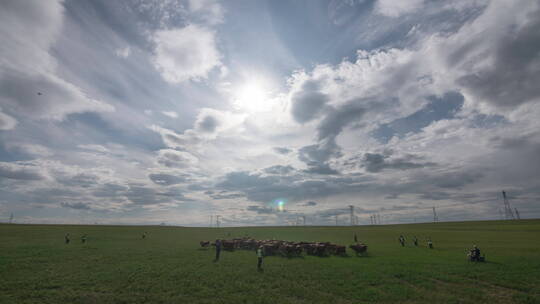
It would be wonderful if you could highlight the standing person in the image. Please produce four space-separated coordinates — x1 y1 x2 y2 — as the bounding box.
427 237 433 249
257 246 264 271
413 236 418 247
354 233 358 243
65 233 70 244
214 239 222 262
399 235 405 247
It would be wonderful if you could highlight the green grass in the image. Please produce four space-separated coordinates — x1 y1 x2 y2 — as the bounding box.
1 220 539 303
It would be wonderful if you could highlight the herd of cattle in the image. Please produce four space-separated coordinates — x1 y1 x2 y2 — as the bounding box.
200 238 368 257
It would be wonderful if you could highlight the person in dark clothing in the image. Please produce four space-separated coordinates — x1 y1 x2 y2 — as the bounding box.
65 233 70 244
81 234 87 244
473 245 480 258
214 239 222 261
257 246 264 271
354 233 358 243
413 236 418 247
399 235 405 247
469 245 481 261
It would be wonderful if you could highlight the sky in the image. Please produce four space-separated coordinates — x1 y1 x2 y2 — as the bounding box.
1 0 539 226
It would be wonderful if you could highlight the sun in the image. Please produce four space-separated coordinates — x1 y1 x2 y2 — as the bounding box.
233 82 270 112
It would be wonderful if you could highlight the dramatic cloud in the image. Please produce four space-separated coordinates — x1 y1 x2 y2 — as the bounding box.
1 0 539 226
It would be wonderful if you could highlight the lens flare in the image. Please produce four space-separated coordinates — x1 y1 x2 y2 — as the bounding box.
277 200 285 212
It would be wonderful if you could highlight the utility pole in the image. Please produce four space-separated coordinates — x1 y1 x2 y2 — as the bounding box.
349 205 354 226
9 213 13 224
502 191 515 220
432 207 438 222
515 208 521 220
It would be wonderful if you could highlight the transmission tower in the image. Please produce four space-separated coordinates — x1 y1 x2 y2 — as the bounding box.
502 191 515 220
216 215 221 228
432 207 438 222
514 208 521 220
349 205 354 226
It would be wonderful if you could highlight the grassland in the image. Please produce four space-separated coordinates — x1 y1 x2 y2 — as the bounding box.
1 220 539 304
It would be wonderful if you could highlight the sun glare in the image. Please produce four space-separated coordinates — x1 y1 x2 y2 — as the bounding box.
233 82 271 112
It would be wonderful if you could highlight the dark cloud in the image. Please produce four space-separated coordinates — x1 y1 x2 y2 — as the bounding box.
456 9 540 108
430 171 483 189
196 114 219 133
298 140 341 175
149 173 189 186
263 165 295 175
372 92 464 142
56 173 99 188
303 164 339 175
0 162 45 181
273 147 293 154
316 102 365 141
61 202 91 210
362 152 436 173
290 80 329 123
246 205 275 214
126 184 193 205
156 149 198 168
207 191 244 200
92 183 128 198
216 170 364 203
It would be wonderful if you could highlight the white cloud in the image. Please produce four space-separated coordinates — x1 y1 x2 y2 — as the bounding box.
77 144 110 153
0 0 114 121
156 149 199 168
162 111 178 118
115 46 131 58
7 143 53 157
375 0 424 17
152 24 221 83
188 0 225 25
0 110 17 130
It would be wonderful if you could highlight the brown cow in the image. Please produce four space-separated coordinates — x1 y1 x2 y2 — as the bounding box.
200 241 210 248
